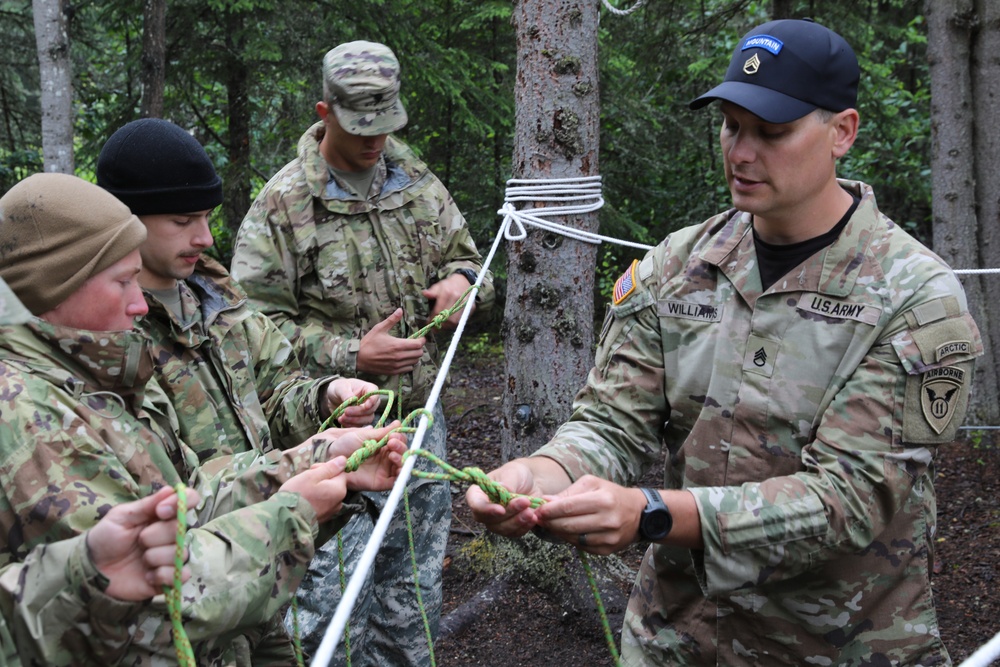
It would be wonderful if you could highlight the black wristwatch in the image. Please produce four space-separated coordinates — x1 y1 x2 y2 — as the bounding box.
638 488 673 542
452 268 478 286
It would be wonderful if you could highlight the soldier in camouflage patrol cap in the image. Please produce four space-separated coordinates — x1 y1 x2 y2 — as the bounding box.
469 19 982 666
231 39 495 665
322 41 408 136
0 173 407 665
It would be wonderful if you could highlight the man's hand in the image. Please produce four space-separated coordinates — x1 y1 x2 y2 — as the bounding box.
340 426 408 492
87 486 202 601
465 459 552 539
279 457 351 523
325 377 380 427
357 308 426 376
281 425 407 522
423 273 476 329
531 476 646 555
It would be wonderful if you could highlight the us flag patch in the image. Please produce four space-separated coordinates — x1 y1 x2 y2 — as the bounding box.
613 260 639 305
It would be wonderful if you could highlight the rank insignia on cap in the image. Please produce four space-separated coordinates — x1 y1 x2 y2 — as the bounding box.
613 259 639 305
743 53 761 75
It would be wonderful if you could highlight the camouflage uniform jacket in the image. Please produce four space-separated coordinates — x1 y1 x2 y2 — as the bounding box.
140 256 336 459
231 122 495 411
0 533 144 666
534 181 982 666
0 319 355 665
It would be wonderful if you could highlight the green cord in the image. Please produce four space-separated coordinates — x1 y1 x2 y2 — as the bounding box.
408 285 478 340
290 596 305 667
166 484 196 667
404 448 623 667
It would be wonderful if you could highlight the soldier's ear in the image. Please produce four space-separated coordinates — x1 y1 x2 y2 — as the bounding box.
316 101 330 120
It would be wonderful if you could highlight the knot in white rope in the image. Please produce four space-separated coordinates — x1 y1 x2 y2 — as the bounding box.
498 176 653 251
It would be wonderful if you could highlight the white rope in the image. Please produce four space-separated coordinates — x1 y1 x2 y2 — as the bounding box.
955 268 1000 275
499 176 653 250
958 630 1000 667
601 0 649 16
309 215 510 667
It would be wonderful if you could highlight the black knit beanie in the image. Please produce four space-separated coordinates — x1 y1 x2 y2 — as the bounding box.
97 118 224 215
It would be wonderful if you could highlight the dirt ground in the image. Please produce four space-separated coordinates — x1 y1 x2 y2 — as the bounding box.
432 345 1000 666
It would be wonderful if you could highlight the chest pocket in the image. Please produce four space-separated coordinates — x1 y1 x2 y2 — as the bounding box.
312 210 368 321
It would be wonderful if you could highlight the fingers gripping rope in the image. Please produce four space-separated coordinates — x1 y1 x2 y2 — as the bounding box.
404 449 622 666
319 389 397 431
410 286 479 340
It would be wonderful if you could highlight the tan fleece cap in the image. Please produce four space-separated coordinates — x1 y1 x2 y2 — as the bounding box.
0 173 147 315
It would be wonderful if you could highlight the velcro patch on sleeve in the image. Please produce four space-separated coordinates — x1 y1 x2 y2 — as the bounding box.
613 260 639 306
893 308 982 444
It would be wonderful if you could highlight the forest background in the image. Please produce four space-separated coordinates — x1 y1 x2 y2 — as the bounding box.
3 2 1000 662
0 0 1000 424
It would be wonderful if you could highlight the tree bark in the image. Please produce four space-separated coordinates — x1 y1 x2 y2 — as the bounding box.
32 0 73 173
928 0 997 423
139 0 166 118
222 10 252 248
502 0 601 460
970 0 1000 423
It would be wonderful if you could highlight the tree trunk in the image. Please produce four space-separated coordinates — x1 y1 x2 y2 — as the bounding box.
222 10 251 251
139 0 166 118
32 0 73 173
928 0 998 423
501 0 601 461
771 0 795 19
970 0 1000 424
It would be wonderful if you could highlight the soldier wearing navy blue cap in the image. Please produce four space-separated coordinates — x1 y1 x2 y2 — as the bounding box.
468 19 980 666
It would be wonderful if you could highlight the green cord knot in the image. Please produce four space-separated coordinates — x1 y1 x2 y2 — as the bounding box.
408 285 479 339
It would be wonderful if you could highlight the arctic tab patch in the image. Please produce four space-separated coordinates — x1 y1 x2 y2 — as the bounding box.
613 260 639 306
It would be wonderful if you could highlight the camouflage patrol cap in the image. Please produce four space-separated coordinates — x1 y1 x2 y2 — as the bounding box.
0 278 30 325
323 40 408 136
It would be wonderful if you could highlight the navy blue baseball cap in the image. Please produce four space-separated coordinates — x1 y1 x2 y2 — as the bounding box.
689 19 859 123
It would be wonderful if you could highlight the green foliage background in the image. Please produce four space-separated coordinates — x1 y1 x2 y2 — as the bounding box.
0 0 929 312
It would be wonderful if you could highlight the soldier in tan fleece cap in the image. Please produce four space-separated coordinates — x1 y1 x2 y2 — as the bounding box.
0 172 147 319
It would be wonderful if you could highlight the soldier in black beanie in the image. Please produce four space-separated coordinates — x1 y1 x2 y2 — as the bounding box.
95 117 384 655
98 118 223 216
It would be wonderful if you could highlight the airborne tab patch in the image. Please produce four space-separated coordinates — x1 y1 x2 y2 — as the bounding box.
613 260 639 305
920 366 965 434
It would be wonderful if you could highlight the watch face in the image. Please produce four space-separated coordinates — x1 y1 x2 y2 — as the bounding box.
643 511 672 539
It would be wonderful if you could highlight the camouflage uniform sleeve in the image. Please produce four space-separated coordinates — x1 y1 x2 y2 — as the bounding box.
689 271 982 596
164 491 317 641
232 185 362 376
433 184 496 313
533 250 666 484
239 307 336 449
0 535 141 666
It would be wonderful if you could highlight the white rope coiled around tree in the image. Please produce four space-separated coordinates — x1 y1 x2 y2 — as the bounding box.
499 176 652 250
